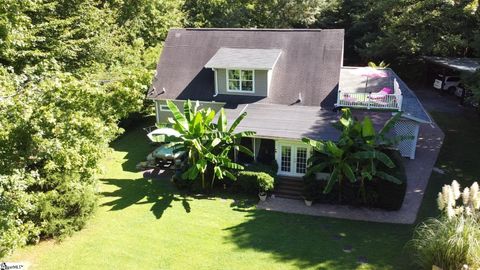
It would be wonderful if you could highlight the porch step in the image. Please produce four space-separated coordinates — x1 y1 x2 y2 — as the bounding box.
274 177 304 200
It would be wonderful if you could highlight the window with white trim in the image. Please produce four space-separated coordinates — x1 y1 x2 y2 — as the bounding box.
227 69 254 92
159 104 170 111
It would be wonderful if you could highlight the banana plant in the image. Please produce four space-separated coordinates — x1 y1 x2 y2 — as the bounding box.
166 100 255 189
303 108 406 202
302 138 356 199
368 61 390 69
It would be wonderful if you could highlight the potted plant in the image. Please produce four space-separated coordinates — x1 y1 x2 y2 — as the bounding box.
303 177 318 206
303 196 313 206
258 191 267 201
257 172 274 202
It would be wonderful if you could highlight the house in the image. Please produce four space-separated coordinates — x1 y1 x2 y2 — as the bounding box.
146 28 431 178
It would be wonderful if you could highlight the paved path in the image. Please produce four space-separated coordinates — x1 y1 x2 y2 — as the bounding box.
258 86 446 224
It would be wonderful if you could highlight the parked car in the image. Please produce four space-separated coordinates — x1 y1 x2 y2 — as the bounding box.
146 144 185 168
144 127 186 169
433 75 461 94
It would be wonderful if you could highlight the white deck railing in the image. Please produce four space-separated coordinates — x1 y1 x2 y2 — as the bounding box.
336 79 403 111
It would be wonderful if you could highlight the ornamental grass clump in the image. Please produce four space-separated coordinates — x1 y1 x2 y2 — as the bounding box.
409 180 480 270
437 180 480 220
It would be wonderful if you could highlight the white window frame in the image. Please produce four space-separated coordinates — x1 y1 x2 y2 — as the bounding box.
159 104 170 111
275 140 311 177
226 69 255 93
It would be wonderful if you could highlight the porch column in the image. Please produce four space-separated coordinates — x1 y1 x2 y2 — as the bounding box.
252 138 256 162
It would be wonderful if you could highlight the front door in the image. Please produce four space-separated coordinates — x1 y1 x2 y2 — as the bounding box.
277 142 309 177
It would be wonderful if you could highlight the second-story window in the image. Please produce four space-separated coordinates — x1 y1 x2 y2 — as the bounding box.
227 70 254 92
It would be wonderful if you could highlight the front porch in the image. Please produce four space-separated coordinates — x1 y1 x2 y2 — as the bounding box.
258 120 445 224
237 137 309 200
237 137 311 179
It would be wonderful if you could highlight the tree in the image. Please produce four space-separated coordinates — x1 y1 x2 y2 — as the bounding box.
461 70 480 105
183 0 326 28
107 0 184 47
166 100 255 189
0 0 177 256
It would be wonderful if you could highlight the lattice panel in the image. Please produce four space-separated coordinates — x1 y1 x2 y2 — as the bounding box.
393 120 420 159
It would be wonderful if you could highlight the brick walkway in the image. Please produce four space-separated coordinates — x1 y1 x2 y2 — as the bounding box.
257 121 444 224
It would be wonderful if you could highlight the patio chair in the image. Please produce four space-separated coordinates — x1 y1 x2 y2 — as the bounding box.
369 87 393 99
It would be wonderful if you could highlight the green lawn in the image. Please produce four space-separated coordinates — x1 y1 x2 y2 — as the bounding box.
7 110 480 270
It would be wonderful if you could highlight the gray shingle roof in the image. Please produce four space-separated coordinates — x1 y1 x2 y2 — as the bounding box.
204 48 282 70
147 28 344 108
392 73 432 123
222 103 341 141
222 103 395 141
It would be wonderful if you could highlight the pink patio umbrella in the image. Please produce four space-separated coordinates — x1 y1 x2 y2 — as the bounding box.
355 67 388 93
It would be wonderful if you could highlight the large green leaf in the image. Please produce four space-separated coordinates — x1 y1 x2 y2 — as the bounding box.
361 117 375 139
376 171 402 184
166 100 188 132
221 161 244 170
325 141 343 158
379 111 402 136
182 165 199 180
351 150 395 168
224 170 236 180
305 161 329 177
342 163 356 182
204 109 216 126
323 167 340 194
217 108 227 132
184 99 192 121
351 151 375 160
373 151 395 168
302 137 326 152
229 111 247 133
196 158 208 173
210 137 221 148
214 166 223 179
236 145 254 157
192 112 204 135
232 131 256 140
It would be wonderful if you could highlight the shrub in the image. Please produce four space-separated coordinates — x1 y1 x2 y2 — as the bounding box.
409 216 480 269
0 172 39 258
243 162 278 177
301 149 406 210
236 171 274 195
303 175 320 201
375 150 407 210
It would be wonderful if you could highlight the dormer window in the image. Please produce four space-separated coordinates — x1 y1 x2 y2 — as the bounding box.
205 48 281 97
227 70 254 92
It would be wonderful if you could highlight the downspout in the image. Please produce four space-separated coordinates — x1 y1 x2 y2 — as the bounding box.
213 68 219 97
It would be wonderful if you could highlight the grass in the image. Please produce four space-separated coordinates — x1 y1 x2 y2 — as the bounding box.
6 107 480 269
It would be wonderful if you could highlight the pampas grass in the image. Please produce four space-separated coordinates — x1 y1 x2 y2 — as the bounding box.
409 216 480 269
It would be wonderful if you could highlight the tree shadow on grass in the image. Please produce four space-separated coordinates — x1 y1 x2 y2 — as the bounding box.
100 171 193 219
224 210 411 269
